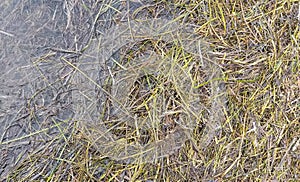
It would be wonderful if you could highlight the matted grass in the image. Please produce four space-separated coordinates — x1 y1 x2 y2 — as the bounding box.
1 0 299 181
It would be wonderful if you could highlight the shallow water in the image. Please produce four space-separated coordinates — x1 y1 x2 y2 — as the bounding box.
0 0 97 178
0 0 159 178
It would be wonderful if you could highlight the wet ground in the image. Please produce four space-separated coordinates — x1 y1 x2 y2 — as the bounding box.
0 0 180 179
0 0 120 178
3 1 298 181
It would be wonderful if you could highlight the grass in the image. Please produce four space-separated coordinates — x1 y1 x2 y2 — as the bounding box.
1 0 299 181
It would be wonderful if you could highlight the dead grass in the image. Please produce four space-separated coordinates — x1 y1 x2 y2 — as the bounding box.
1 0 299 181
